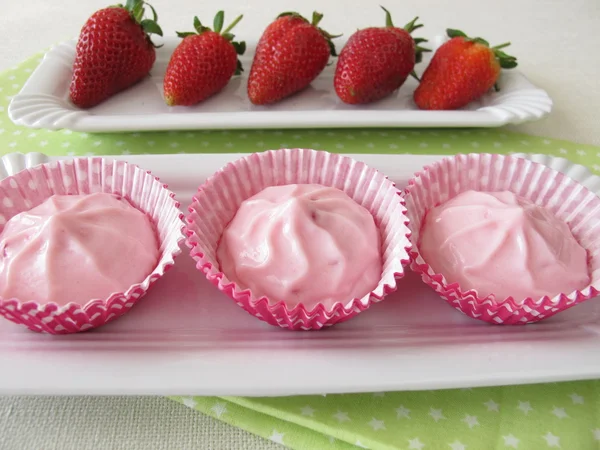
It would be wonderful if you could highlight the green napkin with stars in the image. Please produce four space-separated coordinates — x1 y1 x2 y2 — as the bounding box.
2 54 600 450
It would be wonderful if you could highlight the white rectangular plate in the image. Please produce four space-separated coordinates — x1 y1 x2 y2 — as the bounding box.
8 37 552 132
0 152 598 397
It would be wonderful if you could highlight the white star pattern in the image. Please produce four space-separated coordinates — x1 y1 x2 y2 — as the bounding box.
147 141 155 146
592 164 600 172
12 130 21 135
300 405 315 417
558 148 568 154
366 142 375 148
8 142 16 148
115 141 124 146
256 141 265 147
429 408 446 422
593 429 600 441
61 142 71 148
462 414 479 428
181 397 197 408
570 393 584 404
210 402 227 418
503 434 520 448
576 149 587 155
170 142 179 148
121 150 131 155
39 140 48 147
484 399 500 412
419 142 428 148
542 432 560 447
85 151 95 156
333 411 350 422
0 129 4 134
442 143 451 149
355 440 368 448
551 407 568 419
408 437 425 450
269 430 285 445
224 142 234 148
493 141 502 148
372 392 385 397
186 132 196 138
543 139 551 144
311 142 321 148
336 143 345 149
520 140 530 146
389 143 398 149
471 141 480 148
449 440 466 450
396 405 411 419
368 418 386 431
517 401 533 415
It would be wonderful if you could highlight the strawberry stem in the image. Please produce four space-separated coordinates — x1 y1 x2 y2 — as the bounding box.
176 12 246 75
222 14 244 34
492 42 511 50
311 12 324 27
119 0 163 47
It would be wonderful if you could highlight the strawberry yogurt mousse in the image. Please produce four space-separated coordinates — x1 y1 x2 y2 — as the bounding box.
0 193 159 305
216 184 382 309
418 190 590 301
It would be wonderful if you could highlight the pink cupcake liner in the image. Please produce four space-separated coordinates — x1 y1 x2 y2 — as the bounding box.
185 148 412 330
0 157 185 334
404 153 600 325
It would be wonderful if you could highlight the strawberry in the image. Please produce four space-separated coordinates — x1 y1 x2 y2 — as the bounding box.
334 7 429 104
69 0 162 109
163 12 245 106
413 29 518 110
248 12 339 105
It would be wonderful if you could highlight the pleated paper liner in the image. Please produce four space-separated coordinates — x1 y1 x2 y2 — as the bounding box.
0 157 185 334
404 153 600 324
185 148 412 330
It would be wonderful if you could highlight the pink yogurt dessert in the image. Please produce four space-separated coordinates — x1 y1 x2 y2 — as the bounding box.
216 184 382 309
0 192 159 305
419 190 590 301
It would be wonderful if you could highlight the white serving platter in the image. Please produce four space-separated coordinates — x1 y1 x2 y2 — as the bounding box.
8 37 552 132
0 152 598 397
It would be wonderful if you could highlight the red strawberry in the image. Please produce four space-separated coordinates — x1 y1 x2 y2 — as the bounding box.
69 0 162 109
248 12 339 105
163 12 245 106
414 29 518 110
334 7 429 104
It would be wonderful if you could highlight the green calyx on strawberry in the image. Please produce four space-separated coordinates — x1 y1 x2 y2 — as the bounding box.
276 11 341 57
176 11 246 75
115 0 163 47
447 29 518 69
381 7 430 65
164 11 245 106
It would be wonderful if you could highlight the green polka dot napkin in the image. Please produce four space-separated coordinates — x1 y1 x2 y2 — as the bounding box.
2 55 600 450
